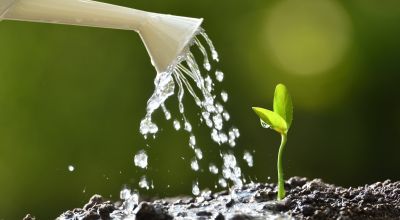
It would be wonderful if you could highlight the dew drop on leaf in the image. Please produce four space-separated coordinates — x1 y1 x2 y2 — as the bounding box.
260 119 270 129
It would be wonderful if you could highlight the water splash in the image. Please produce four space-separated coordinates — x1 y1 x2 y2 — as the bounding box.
108 188 139 219
221 152 243 187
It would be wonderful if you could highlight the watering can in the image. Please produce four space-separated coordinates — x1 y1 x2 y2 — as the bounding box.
0 0 203 73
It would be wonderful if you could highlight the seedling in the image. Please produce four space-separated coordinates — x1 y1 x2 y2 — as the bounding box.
252 83 293 200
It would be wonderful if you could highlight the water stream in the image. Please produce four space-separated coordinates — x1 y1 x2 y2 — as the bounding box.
134 28 250 194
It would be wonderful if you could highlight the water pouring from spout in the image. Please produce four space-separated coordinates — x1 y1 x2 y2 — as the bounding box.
0 0 203 73
0 0 249 197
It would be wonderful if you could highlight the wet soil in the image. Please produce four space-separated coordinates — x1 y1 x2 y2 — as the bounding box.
51 177 400 220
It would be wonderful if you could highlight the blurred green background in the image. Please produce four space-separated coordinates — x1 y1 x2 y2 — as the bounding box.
1 0 400 219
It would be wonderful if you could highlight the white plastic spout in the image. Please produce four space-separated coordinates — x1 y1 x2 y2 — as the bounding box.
0 0 203 73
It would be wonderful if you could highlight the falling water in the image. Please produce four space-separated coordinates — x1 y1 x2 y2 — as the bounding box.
55 26 265 220
132 28 253 200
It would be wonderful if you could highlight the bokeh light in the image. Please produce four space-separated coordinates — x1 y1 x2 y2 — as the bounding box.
264 0 352 75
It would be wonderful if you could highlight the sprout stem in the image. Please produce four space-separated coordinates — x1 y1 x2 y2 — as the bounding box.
277 133 287 200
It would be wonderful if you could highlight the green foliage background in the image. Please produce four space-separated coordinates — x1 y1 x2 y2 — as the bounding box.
0 0 399 218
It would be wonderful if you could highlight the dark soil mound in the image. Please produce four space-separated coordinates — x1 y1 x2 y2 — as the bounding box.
54 177 400 220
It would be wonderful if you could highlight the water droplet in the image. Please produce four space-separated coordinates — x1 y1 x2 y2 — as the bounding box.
204 62 211 71
161 104 171 120
140 117 158 135
195 148 203 160
228 131 236 140
223 111 230 121
243 151 254 167
260 119 270 129
218 178 227 188
209 164 219 174
220 91 228 102
232 127 240 138
192 182 200 196
215 103 224 114
215 70 224 82
212 51 219 62
184 121 192 132
228 139 236 147
134 150 148 169
211 129 220 143
205 119 213 127
202 111 213 127
219 132 228 143
173 119 181 130
68 165 74 172
179 103 184 113
223 153 237 169
202 111 210 120
139 176 150 190
213 114 223 130
189 135 196 146
204 76 213 93
191 158 199 171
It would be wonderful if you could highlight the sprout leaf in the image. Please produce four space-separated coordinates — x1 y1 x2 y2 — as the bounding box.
273 84 293 130
252 107 288 134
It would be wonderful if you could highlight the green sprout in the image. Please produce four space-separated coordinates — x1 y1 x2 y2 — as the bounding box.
252 83 293 200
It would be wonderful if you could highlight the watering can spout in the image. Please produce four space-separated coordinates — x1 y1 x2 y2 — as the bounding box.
0 0 203 73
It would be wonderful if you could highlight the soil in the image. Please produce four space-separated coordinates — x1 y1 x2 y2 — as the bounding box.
28 177 400 220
